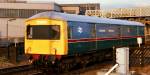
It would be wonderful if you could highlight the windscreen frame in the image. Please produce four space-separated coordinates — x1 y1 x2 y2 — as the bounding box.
26 25 60 40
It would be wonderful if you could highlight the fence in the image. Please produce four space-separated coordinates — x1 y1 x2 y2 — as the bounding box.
113 45 150 67
129 45 150 67
0 42 24 63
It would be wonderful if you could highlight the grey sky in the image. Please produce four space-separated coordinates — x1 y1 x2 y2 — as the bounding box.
26 0 150 9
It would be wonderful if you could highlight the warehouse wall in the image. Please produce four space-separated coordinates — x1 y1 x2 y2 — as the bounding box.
0 18 25 40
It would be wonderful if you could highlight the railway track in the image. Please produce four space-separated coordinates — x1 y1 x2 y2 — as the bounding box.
0 64 38 75
41 60 113 75
64 60 113 75
0 60 113 75
11 70 43 75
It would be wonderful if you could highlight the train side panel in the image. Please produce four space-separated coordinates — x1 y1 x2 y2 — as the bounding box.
68 22 96 55
67 22 145 56
96 24 120 49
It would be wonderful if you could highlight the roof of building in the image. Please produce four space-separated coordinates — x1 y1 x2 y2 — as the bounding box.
29 11 144 26
60 3 100 7
0 3 60 10
60 3 100 10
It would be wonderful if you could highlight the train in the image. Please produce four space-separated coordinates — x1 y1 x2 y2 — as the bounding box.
25 11 145 71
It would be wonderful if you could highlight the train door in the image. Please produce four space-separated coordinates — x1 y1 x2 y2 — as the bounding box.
91 23 97 50
96 23 109 49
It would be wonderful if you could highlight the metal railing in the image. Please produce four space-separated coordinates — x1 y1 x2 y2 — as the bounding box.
85 7 150 18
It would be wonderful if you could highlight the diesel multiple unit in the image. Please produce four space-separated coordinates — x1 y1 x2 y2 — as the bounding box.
25 11 144 71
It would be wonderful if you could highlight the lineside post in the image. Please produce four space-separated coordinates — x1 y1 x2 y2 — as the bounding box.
116 47 129 75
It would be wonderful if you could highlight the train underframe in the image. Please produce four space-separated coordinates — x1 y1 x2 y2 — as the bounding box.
28 48 113 72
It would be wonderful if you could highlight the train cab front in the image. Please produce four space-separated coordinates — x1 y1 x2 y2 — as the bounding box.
25 18 68 65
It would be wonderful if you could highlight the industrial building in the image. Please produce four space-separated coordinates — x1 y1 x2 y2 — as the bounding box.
0 0 26 3
61 3 100 14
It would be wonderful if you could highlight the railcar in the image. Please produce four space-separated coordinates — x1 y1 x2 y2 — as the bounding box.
25 11 144 70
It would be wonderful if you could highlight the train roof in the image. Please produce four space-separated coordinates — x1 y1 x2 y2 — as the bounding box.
29 11 144 26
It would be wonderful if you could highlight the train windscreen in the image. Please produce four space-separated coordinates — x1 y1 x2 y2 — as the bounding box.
27 25 60 40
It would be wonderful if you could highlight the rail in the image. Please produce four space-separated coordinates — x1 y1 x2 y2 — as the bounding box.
0 64 33 75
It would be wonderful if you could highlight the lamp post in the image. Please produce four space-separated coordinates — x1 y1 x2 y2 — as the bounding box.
6 18 16 59
6 18 16 41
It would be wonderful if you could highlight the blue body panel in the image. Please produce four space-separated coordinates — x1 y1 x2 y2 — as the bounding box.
67 21 145 56
96 24 120 38
68 22 92 39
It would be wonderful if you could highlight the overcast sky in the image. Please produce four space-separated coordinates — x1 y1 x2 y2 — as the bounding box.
25 0 150 9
